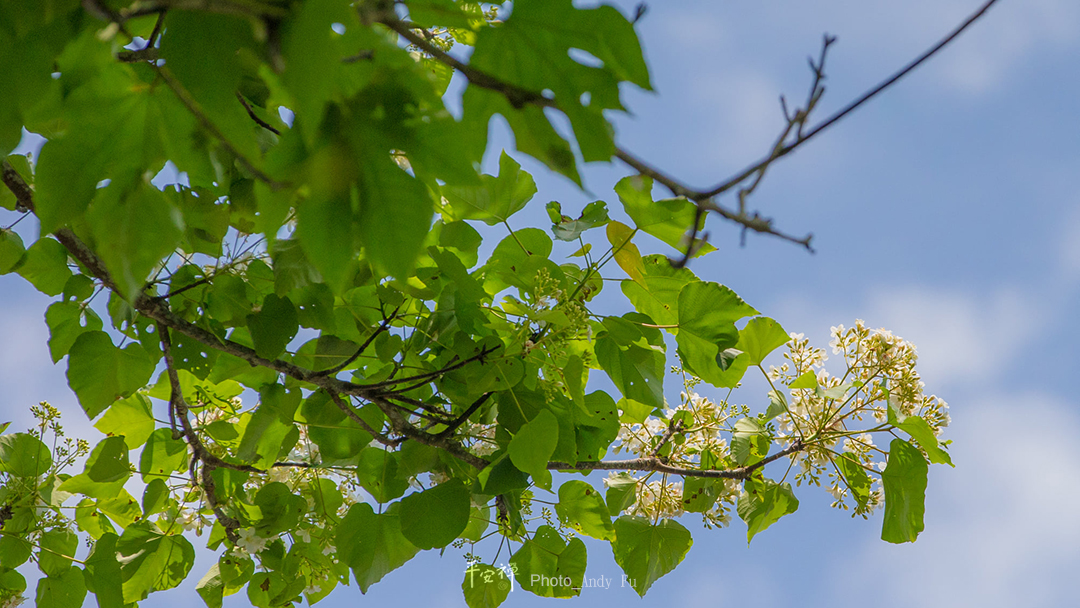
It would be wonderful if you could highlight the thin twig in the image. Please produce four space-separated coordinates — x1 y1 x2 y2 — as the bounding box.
548 440 805 480
236 91 281 136
358 345 500 391
155 66 284 188
697 0 1001 199
315 304 401 377
435 392 493 440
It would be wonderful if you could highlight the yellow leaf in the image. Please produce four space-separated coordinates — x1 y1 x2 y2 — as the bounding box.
606 221 647 288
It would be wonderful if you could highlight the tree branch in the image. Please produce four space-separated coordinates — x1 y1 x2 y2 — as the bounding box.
314 304 401 378
154 66 284 189
382 0 1000 256
383 20 552 109
434 392 493 440
160 326 246 539
112 0 288 21
358 345 500 391
1 160 33 212
548 440 805 480
236 91 281 136
696 0 1001 200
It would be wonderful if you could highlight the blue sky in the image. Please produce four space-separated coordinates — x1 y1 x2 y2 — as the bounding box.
4 1 1080 606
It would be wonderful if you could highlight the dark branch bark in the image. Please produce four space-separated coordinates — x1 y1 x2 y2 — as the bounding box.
314 304 400 377
434 392 493 441
236 91 281 136
161 326 245 539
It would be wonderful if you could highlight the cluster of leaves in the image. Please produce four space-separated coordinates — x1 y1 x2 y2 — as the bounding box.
0 1 953 608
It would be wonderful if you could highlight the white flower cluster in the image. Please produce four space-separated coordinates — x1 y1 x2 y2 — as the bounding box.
628 479 685 520
235 528 276 555
605 389 745 525
766 323 948 515
463 423 498 457
613 392 733 466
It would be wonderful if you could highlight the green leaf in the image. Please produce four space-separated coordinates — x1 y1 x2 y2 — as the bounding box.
238 384 300 469
86 436 131 482
194 563 223 608
462 563 511 608
595 334 665 410
398 478 470 550
253 482 307 535
881 438 928 544
280 0 353 136
789 370 817 389
66 331 155 418
38 528 77 577
206 274 253 326
476 452 529 496
620 254 698 328
0 432 52 477
356 448 410 503
615 175 716 256
736 478 799 543
142 479 170 516
604 472 638 515
247 294 299 360
353 139 436 279
508 408 559 490
0 569 26 598
171 187 230 257
115 522 196 602
611 516 692 596
675 281 758 388
301 391 379 465
140 428 189 482
546 200 609 241
93 393 155 449
296 188 356 294
681 477 724 513
731 417 770 465
555 480 614 540
509 525 587 598
158 11 259 163
482 228 558 295
83 532 124 608
836 453 872 510
75 500 116 540
737 317 789 365
467 0 649 165
442 151 536 226
46 301 103 363
86 182 183 302
0 535 32 569
337 503 420 593
888 404 954 466
35 566 87 608
59 435 131 498
0 228 25 274
16 237 71 296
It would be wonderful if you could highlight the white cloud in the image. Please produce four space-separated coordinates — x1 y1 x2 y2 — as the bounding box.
837 392 1080 607
1056 201 1080 281
775 284 1044 389
861 286 1043 388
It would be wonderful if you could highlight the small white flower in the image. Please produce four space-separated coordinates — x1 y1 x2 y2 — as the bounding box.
321 544 336 556
236 528 270 555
